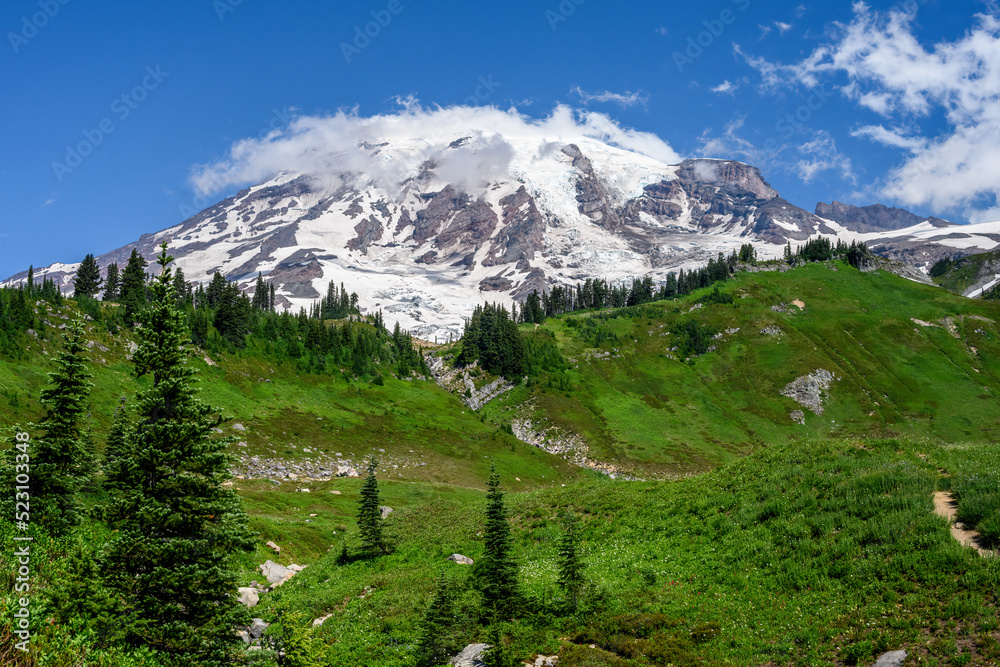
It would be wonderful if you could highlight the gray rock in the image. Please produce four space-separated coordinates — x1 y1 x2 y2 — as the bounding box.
872 650 907 667
237 587 259 608
233 423 246 432
451 643 490 667
781 369 835 415
259 560 290 585
249 618 269 639
447 553 474 565
237 630 251 644
380 505 393 519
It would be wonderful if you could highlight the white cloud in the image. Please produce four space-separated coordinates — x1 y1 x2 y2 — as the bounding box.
42 198 54 207
738 4 1000 218
757 24 772 39
775 21 793 34
188 102 680 196
570 86 650 108
795 5 807 19
655 26 668 35
710 77 748 95
697 120 854 185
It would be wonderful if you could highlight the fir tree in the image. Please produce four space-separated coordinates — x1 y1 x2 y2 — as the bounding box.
102 243 254 664
474 464 518 620
26 265 35 295
356 455 388 556
483 624 517 667
102 395 133 488
74 253 103 298
103 262 120 301
415 572 457 666
119 249 148 326
26 318 94 535
557 513 585 612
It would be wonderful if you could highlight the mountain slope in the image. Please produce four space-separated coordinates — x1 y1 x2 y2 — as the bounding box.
8 132 1000 338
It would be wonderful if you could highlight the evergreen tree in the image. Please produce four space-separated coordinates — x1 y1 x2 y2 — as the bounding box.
557 513 585 612
474 464 518 620
483 624 517 667
103 262 120 301
119 249 148 326
415 572 457 666
102 395 133 487
26 265 35 295
252 272 269 310
102 243 254 664
74 253 103 298
26 318 94 535
172 266 189 307
356 455 388 556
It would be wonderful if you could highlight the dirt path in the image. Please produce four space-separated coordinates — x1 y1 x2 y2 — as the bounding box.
933 491 996 557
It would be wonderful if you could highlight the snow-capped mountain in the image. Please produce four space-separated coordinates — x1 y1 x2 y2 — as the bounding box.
8 132 1000 338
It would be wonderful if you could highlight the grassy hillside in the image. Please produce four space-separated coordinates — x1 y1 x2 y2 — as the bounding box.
481 262 1000 477
7 437 999 665
930 249 1000 295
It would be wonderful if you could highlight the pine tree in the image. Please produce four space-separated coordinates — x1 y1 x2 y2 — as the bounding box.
74 253 103 298
474 463 518 620
557 513 585 612
103 262 120 301
119 249 148 326
25 318 94 535
26 265 35 295
102 243 254 664
356 455 388 556
102 395 133 489
483 624 517 667
415 572 457 666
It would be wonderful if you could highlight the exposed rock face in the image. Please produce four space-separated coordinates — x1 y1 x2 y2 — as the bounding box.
816 201 953 232
451 643 490 667
781 369 836 415
10 134 999 340
676 158 778 200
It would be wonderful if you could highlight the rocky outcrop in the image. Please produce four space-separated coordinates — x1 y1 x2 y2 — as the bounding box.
451 643 490 667
676 159 778 200
483 186 545 267
816 201 952 232
781 369 836 415
564 144 622 229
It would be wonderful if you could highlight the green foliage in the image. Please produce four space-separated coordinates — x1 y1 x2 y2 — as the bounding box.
102 243 254 664
672 319 718 359
557 513 585 613
265 613 324 667
119 249 148 326
459 303 525 379
474 464 519 620
483 624 518 667
73 253 103 298
415 572 458 667
103 261 120 302
356 456 388 556
13 318 94 535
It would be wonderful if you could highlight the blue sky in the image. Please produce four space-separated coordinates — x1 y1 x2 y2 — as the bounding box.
2 0 998 276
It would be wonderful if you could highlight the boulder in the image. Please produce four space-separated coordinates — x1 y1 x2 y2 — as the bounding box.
237 629 251 644
266 540 281 555
380 505 394 519
451 643 490 667
237 587 259 608
330 490 342 495
233 423 246 431
447 553 474 565
312 613 333 628
531 657 559 667
259 560 290 585
249 618 269 640
872 651 907 667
